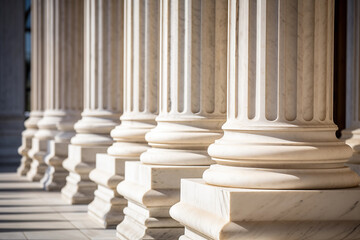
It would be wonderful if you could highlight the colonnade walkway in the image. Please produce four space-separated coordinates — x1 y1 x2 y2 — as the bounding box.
0 168 115 240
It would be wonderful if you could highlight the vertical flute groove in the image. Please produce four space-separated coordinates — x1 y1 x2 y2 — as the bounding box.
159 0 226 117
45 0 83 112
230 0 333 124
123 0 159 115
84 0 123 113
31 0 46 112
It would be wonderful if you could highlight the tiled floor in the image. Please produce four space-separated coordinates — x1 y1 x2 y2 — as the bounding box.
0 171 116 240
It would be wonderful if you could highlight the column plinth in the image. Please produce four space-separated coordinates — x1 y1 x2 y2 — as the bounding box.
171 179 360 240
171 1 360 239
61 0 123 205
88 0 159 228
27 110 63 181
117 0 228 238
17 111 43 176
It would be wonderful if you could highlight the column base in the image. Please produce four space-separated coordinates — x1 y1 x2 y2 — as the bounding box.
116 161 208 240
117 214 183 240
26 138 48 181
61 144 107 204
170 179 360 240
41 167 69 191
347 163 360 176
41 141 69 191
88 154 128 228
17 156 32 176
17 133 34 176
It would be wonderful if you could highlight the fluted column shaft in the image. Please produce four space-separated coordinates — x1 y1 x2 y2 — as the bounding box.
40 0 84 191
27 0 84 181
70 0 123 147
141 0 227 166
39 0 83 137
17 0 46 176
62 0 123 205
115 1 227 238
88 0 159 227
204 0 360 189
342 0 360 173
171 1 360 239
107 0 159 157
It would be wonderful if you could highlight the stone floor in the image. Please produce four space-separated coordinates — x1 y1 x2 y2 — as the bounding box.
0 167 116 240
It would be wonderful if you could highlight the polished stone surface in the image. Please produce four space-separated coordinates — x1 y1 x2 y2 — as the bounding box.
0 171 116 240
171 179 360 240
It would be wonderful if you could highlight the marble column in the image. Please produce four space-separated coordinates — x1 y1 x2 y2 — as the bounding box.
17 0 45 176
27 0 81 182
61 0 123 204
88 0 158 228
116 0 227 238
171 0 360 239
342 0 360 175
39 0 84 191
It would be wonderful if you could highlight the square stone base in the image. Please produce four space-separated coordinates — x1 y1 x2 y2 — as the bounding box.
170 179 360 240
116 161 209 240
347 163 360 176
17 135 33 176
17 156 32 176
61 145 107 204
41 141 69 191
26 138 49 182
88 154 130 228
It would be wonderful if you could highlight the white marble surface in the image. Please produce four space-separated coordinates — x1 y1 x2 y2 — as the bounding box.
27 138 48 181
42 0 84 192
42 141 69 191
171 179 360 240
140 0 227 166
88 154 127 228
61 145 107 204
62 0 124 206
204 0 360 190
116 161 207 239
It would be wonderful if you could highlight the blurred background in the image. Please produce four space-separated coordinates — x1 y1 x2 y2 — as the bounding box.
0 0 30 171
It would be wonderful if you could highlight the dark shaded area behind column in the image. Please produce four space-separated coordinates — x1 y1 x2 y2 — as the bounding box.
333 0 347 138
0 0 25 168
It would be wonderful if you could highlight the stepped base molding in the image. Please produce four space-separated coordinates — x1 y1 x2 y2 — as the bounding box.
170 179 360 240
17 156 32 176
61 145 107 204
26 138 48 181
88 154 129 228
116 162 208 240
347 163 360 176
17 134 33 176
41 141 69 191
